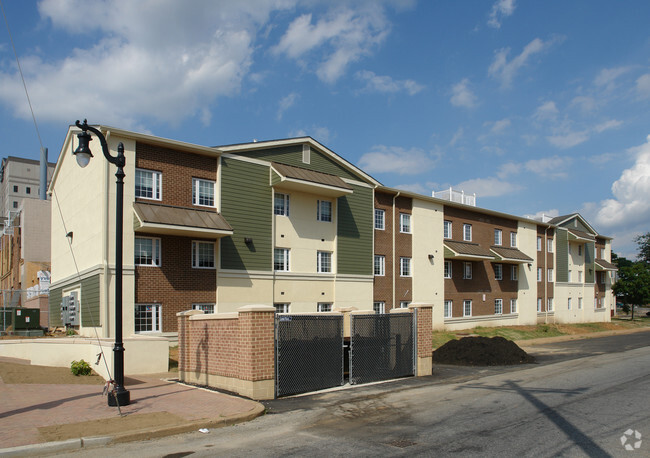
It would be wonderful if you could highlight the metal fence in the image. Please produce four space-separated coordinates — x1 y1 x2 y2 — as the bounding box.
275 314 344 397
350 313 415 385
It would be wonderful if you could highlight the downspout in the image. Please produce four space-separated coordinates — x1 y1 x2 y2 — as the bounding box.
392 192 400 311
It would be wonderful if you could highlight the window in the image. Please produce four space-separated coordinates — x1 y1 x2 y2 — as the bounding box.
463 224 472 241
537 268 542 282
302 144 310 164
443 221 452 239
400 301 410 309
400 257 411 277
578 298 583 310
317 251 332 273
596 297 603 308
567 298 572 310
547 238 553 252
578 245 582 256
135 169 161 200
193 178 215 207
12 185 18 192
12 201 17 208
373 301 385 314
274 248 290 271
134 237 161 266
274 303 290 313
510 298 517 314
463 300 472 317
547 298 554 311
568 270 572 282
495 298 503 314
511 265 518 281
494 229 502 246
374 255 385 276
578 271 583 282
537 236 542 251
494 264 503 280
25 187 30 195
317 303 332 312
547 268 554 282
192 303 215 314
463 261 472 279
192 241 215 268
537 298 542 312
400 213 411 233
510 232 517 247
600 272 606 284
374 209 385 230
444 260 452 279
317 200 332 222
444 300 452 318
135 304 161 333
274 193 289 216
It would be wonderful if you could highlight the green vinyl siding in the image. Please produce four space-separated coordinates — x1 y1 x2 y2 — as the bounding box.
220 157 273 271
233 145 360 181
49 286 63 327
337 184 373 275
271 169 282 186
584 242 595 283
81 275 101 327
556 229 568 282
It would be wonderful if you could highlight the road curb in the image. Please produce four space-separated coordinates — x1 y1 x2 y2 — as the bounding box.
0 403 265 456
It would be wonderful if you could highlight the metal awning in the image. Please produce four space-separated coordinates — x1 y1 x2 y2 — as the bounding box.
490 246 534 264
133 202 233 239
443 240 495 261
271 162 353 197
595 258 618 271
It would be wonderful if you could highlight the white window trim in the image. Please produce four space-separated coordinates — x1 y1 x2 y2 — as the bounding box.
495 263 503 281
192 303 215 314
374 209 385 230
463 300 472 317
547 268 554 283
510 232 517 247
192 240 216 269
494 229 502 246
317 251 332 273
547 238 553 252
537 236 542 251
134 236 161 267
274 193 290 216
274 248 290 272
443 220 452 239
373 301 385 314
578 298 583 310
537 298 542 312
463 261 472 280
274 303 290 313
135 168 162 201
463 224 472 242
400 257 412 277
511 265 518 281
317 200 332 222
537 267 542 282
444 260 452 279
568 298 572 310
548 298 554 311
495 298 503 315
374 255 385 276
510 298 517 314
134 304 162 333
444 300 452 318
400 213 411 233
317 302 332 312
400 301 410 309
192 178 216 208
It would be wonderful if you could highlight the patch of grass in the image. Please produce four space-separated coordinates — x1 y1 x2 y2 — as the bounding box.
472 324 565 341
168 345 178 371
432 332 457 349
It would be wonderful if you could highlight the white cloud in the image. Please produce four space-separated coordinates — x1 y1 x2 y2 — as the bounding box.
569 96 597 114
523 209 559 221
594 135 650 231
547 130 590 149
636 73 650 98
488 36 562 88
594 119 623 133
496 162 521 179
454 177 521 198
355 70 423 95
277 92 299 120
522 155 572 179
487 0 516 29
272 7 391 83
594 66 632 89
533 101 558 122
449 127 464 146
358 145 439 175
490 118 511 134
450 78 477 108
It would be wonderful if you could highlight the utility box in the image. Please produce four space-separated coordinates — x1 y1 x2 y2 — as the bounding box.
60 291 79 326
13 308 40 330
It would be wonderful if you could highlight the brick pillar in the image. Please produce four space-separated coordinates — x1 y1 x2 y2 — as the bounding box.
409 303 433 376
176 310 203 382
237 305 276 399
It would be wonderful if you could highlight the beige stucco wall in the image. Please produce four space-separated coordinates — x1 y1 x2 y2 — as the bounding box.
21 199 51 262
334 276 373 310
216 273 274 312
411 199 445 329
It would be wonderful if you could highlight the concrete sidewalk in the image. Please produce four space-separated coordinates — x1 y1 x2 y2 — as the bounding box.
0 357 265 456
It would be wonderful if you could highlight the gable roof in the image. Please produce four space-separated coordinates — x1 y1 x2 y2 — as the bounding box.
547 213 597 235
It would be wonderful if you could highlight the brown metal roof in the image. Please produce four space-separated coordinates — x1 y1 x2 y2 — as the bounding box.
490 246 534 263
444 241 495 259
595 258 618 271
568 228 596 240
133 202 233 235
272 162 353 191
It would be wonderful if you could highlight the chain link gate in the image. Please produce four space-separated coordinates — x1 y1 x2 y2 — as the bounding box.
275 315 344 397
349 312 415 385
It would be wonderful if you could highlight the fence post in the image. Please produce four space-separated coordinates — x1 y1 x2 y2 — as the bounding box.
176 310 203 382
237 305 276 399
408 303 432 376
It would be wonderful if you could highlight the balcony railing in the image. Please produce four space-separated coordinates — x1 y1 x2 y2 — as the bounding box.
433 188 476 206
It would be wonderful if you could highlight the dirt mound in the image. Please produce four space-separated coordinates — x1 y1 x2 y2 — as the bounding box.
433 336 535 366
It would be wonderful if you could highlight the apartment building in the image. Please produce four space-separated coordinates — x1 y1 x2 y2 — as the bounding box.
0 156 55 216
49 125 615 338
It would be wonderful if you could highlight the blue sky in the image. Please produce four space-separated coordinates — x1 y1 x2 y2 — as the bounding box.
1 0 649 258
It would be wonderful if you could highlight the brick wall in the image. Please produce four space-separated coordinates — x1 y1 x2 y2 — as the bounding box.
536 226 554 311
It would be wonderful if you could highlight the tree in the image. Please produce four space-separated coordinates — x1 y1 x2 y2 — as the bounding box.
613 264 650 320
612 251 634 268
636 233 650 265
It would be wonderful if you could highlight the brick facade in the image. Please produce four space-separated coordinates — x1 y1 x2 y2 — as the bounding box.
536 226 554 312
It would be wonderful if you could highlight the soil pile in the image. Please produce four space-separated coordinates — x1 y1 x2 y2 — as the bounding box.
433 336 535 366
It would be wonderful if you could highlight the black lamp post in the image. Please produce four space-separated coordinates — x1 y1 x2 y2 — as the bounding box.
74 119 130 407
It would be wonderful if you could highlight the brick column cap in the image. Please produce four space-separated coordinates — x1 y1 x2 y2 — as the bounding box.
408 303 433 310
176 309 204 317
350 310 376 315
238 305 276 313
334 306 358 312
390 308 413 314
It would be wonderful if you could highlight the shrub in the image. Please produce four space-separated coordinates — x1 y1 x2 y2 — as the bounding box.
70 359 92 376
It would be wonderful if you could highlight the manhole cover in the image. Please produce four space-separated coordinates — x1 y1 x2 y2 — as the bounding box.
387 439 416 448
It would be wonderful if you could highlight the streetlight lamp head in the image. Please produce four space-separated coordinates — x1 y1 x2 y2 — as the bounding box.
74 130 93 168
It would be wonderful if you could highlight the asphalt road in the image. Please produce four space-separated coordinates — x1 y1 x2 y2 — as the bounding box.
61 331 650 457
